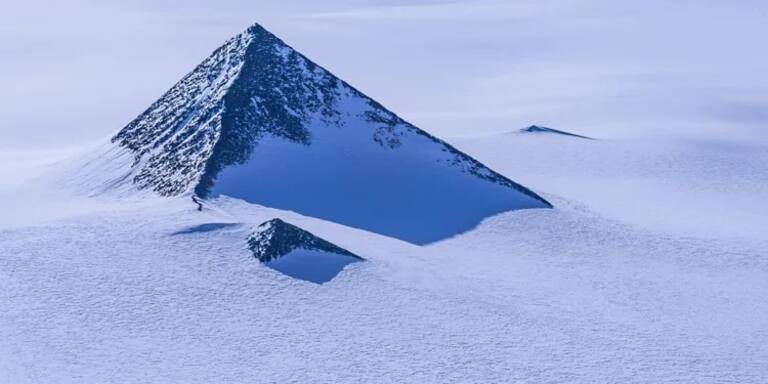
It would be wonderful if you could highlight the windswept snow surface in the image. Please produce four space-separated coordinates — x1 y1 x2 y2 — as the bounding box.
1 131 767 383
455 133 768 240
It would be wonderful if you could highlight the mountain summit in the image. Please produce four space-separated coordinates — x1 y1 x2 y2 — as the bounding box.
107 23 551 243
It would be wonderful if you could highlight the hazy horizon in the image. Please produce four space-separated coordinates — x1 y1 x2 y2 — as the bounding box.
4 0 768 150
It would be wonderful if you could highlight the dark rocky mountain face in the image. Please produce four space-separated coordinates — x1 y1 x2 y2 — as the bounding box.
195 25 345 197
111 31 252 195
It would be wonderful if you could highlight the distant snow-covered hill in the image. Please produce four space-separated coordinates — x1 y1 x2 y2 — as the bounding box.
2 131 766 383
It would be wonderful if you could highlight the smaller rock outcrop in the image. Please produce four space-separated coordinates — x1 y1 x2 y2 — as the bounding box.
247 219 363 283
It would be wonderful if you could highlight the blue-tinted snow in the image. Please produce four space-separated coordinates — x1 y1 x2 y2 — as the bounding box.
172 222 240 235
210 93 546 244
262 249 360 284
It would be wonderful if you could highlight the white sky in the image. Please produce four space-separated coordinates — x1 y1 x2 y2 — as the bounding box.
2 0 767 149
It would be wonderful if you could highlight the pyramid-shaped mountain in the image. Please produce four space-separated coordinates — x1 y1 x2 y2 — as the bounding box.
110 23 551 244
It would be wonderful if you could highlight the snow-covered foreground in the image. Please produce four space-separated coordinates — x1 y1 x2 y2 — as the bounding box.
1 133 766 383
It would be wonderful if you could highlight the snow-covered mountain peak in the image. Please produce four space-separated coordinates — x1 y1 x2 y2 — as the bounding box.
105 23 551 243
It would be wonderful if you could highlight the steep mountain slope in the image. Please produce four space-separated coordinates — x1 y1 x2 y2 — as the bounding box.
108 23 550 244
